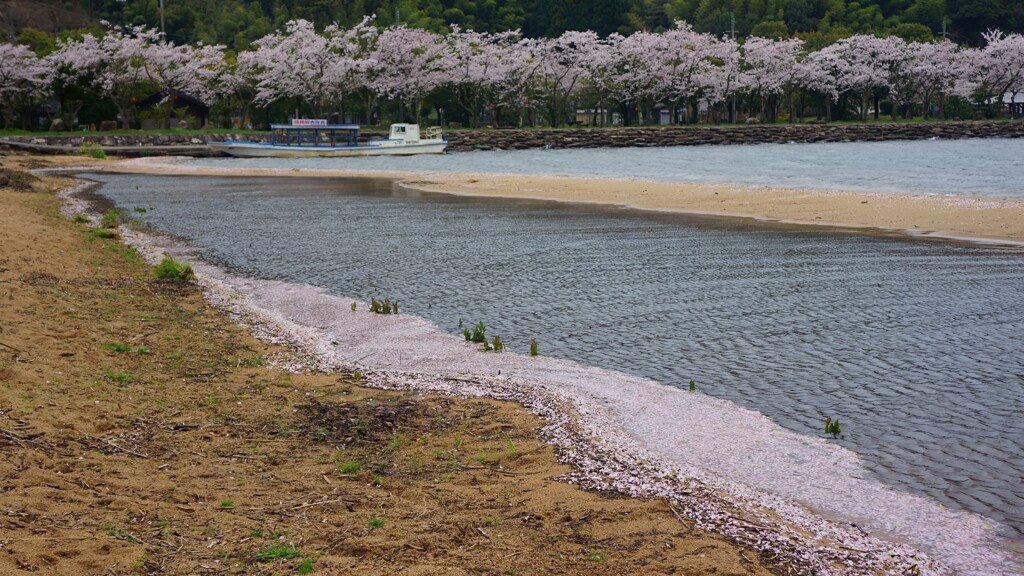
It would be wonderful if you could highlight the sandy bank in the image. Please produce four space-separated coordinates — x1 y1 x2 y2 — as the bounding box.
101 156 1024 247
14 154 1015 569
0 159 787 575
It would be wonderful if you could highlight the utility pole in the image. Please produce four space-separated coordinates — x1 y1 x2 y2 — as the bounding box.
159 0 165 34
941 19 947 40
730 14 736 40
6 1 15 41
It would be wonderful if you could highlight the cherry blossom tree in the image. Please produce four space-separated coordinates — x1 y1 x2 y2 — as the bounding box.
908 41 970 118
237 20 337 118
325 16 380 122
144 40 229 127
610 30 666 124
531 30 599 126
741 36 804 122
796 45 840 121
488 37 541 127
371 26 448 123
443 26 521 127
817 35 893 121
577 33 623 126
968 31 1024 117
53 24 162 128
34 19 1024 130
704 35 742 123
0 43 50 129
659 22 719 124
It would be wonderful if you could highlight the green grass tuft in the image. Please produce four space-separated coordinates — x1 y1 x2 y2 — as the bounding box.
100 209 122 228
79 141 107 159
154 257 194 281
255 544 302 562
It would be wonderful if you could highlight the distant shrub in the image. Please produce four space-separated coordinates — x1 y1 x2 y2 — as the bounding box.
154 257 194 281
79 141 107 159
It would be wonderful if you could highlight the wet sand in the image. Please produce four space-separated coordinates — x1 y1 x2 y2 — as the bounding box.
0 158 789 575
102 156 1024 247
13 154 1021 574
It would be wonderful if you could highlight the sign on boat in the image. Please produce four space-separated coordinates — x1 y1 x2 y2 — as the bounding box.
208 120 447 158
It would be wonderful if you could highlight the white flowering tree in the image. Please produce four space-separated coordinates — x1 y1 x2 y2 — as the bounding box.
30 19 1024 129
577 33 623 126
144 40 229 127
704 35 742 122
968 31 1024 117
325 16 380 122
369 26 448 123
53 25 164 128
908 41 970 118
443 26 522 127
611 30 666 124
741 36 804 122
659 22 720 124
531 30 599 126
237 20 338 118
0 43 50 129
489 37 541 127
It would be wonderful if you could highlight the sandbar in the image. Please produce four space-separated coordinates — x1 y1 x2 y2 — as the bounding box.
98 156 1024 247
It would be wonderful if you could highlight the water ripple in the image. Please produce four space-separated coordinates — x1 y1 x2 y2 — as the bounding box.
91 173 1024 539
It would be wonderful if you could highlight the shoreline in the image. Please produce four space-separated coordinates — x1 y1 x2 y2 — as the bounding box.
73 176 955 576
0 160 797 575
66 162 1021 574
101 156 1024 248
9 155 1022 573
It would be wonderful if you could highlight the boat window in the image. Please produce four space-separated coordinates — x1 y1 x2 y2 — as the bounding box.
395 126 405 133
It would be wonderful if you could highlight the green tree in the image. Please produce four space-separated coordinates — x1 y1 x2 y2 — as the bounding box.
889 21 934 41
948 0 1024 43
16 28 57 56
750 19 790 37
903 0 947 32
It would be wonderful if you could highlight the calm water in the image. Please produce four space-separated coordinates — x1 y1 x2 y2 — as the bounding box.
90 173 1024 538
192 137 1024 198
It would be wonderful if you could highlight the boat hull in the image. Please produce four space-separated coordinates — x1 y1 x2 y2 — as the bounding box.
208 140 447 158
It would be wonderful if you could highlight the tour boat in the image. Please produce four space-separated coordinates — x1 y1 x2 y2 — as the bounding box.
209 120 447 158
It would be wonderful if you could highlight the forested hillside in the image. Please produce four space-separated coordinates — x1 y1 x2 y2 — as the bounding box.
4 0 1022 51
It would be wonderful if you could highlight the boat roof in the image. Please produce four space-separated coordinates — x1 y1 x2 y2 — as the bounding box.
269 123 360 130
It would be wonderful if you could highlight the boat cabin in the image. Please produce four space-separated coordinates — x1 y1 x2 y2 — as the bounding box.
270 119 360 148
389 123 420 142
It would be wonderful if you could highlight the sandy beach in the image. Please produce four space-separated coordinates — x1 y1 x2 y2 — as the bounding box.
101 156 1024 247
5 153 1021 575
0 157 790 574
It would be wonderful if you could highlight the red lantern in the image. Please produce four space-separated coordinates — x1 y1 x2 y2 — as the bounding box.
131 97 136 102
634 106 639 111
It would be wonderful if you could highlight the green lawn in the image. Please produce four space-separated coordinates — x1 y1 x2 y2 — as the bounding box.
0 128 264 137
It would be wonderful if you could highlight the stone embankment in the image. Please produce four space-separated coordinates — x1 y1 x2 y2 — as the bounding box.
1 120 1021 156
444 120 1024 151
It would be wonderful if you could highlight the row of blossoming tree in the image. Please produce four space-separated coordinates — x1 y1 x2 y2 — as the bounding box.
2 18 1023 130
